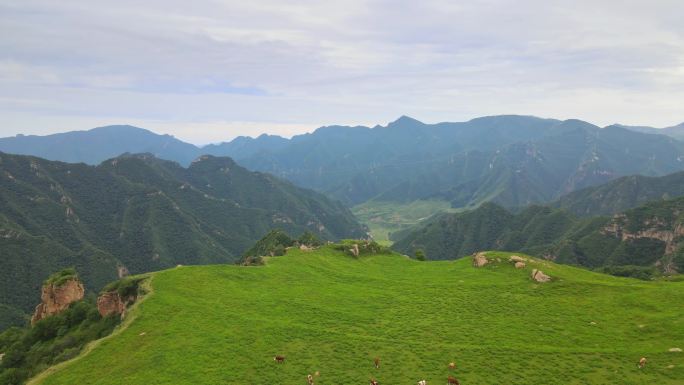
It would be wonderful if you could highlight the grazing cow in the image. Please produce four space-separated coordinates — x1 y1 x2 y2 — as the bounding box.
418 380 427 385
447 376 460 385
307 374 314 385
370 379 379 385
274 355 286 363
374 357 380 369
638 357 647 368
448 362 456 370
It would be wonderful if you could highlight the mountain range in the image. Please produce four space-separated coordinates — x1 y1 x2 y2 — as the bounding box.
0 152 365 330
3 116 684 209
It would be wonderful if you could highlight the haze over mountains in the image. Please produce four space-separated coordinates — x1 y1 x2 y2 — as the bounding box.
2 115 684 210
0 152 364 329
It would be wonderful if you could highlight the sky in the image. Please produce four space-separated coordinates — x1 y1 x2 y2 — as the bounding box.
1 0 683 144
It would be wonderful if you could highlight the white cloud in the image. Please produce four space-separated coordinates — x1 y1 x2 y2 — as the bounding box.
1 0 683 141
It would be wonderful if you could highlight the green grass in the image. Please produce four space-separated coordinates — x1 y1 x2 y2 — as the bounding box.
352 199 457 244
34 248 684 385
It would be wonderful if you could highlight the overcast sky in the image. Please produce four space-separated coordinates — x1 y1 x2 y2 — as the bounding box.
1 0 683 144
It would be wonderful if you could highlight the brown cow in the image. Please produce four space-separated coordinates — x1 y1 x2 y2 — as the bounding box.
274 355 286 363
370 379 379 385
447 376 460 385
374 357 380 369
638 357 647 368
448 362 456 370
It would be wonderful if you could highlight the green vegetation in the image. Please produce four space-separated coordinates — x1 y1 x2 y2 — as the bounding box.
27 246 684 385
553 171 684 216
393 197 684 276
0 300 120 385
100 277 146 299
352 199 456 244
0 152 364 330
241 230 323 265
43 270 78 288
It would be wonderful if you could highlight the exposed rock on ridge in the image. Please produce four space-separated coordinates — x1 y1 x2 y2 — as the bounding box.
31 278 84 325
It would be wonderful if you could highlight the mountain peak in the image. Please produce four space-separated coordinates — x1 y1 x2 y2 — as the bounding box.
388 115 423 126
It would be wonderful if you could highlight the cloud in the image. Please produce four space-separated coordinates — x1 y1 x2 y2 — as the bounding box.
1 0 683 143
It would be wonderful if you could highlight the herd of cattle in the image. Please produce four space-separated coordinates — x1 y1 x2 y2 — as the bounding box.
273 356 462 384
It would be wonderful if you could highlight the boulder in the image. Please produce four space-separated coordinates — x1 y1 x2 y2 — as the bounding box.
472 252 489 267
509 255 525 263
531 269 551 282
31 278 85 325
669 347 682 352
514 261 526 269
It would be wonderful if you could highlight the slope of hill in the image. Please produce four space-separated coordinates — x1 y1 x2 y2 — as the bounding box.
552 171 684 216
615 122 684 141
392 197 684 274
28 247 684 385
0 152 365 330
0 126 199 166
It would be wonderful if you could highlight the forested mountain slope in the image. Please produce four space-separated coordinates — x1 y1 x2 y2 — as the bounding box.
393 198 684 275
0 152 364 329
4 116 684 209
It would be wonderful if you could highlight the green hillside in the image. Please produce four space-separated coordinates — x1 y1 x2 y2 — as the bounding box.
0 152 365 330
28 246 684 385
552 171 684 216
392 197 684 275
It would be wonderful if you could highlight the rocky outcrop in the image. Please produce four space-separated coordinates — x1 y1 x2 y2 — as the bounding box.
602 216 684 255
472 252 489 267
531 269 551 283
515 261 526 269
31 278 85 325
117 265 130 279
97 291 131 318
509 255 525 263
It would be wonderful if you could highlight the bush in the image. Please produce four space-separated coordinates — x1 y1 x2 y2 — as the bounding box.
44 268 78 287
597 265 657 280
0 299 121 384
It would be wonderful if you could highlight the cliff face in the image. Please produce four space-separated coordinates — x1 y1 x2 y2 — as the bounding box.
97 291 131 318
602 212 684 273
31 278 85 325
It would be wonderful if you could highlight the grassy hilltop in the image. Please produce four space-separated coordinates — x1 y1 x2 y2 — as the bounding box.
32 246 684 385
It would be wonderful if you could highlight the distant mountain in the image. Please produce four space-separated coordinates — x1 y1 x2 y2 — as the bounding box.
0 152 365 329
612 122 684 141
3 116 684 209
552 171 684 216
0 125 200 166
392 198 684 275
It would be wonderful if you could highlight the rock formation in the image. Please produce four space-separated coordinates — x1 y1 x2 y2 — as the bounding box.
515 261 526 269
31 277 85 325
509 255 525 262
97 291 131 318
531 269 551 283
472 252 489 267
